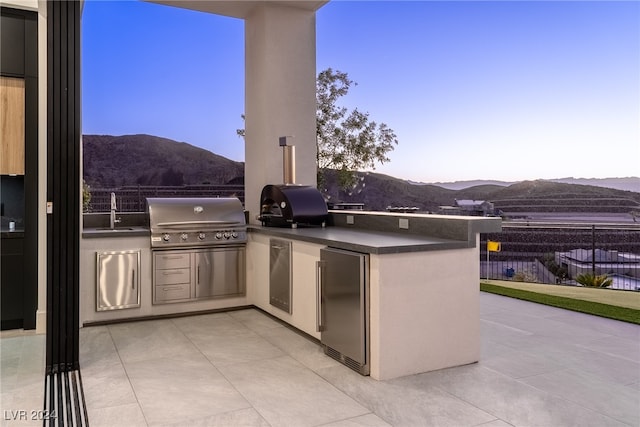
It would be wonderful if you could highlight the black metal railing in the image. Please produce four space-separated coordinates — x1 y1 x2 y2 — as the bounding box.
85 185 245 212
481 223 640 291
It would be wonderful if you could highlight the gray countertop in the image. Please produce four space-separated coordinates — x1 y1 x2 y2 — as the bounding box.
1 229 25 239
82 225 469 254
82 226 150 238
81 211 501 254
248 225 470 254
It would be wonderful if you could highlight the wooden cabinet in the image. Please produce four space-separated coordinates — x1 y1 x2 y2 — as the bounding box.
96 250 141 311
0 76 25 175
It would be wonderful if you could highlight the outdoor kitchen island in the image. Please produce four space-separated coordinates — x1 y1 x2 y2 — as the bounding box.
247 211 501 380
80 210 500 381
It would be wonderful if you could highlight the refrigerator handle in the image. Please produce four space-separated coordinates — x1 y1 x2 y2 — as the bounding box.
316 260 324 332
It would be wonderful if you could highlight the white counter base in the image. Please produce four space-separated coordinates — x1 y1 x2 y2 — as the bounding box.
369 236 480 380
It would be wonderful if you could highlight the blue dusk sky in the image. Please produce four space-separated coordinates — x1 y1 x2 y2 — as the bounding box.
82 0 639 183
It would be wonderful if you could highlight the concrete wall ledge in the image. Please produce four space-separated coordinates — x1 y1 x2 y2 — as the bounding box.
328 210 502 243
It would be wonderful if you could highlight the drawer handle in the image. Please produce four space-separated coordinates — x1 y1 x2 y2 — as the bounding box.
131 270 135 290
316 260 324 332
162 255 184 260
162 270 183 276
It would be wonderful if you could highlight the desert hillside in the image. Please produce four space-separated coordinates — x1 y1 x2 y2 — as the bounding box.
83 134 244 187
82 134 640 214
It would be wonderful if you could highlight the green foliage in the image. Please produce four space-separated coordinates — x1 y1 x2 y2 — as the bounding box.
82 179 91 212
540 253 568 281
316 68 398 190
236 114 245 138
575 273 613 288
480 283 640 324
237 69 398 191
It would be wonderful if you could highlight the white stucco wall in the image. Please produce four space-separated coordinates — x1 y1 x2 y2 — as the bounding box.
369 237 481 380
244 2 318 222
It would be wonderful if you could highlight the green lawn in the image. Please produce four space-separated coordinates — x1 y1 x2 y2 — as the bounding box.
480 282 640 325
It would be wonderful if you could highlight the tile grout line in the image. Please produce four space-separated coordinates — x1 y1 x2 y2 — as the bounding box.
226 310 385 426
106 324 151 427
169 313 274 427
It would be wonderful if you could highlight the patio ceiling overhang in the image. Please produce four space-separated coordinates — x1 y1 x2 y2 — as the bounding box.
146 0 328 19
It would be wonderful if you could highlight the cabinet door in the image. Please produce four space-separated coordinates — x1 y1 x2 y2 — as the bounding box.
269 239 292 313
195 248 245 299
1 238 24 329
0 77 25 175
320 247 368 368
97 251 141 311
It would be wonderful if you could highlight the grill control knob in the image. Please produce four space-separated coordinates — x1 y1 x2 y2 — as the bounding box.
232 232 238 239
223 232 231 239
215 232 222 239
181 233 188 241
198 233 206 240
162 234 171 242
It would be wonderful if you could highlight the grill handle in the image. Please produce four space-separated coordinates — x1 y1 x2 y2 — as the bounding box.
154 220 242 229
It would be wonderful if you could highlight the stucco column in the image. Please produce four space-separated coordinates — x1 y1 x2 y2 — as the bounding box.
244 3 317 223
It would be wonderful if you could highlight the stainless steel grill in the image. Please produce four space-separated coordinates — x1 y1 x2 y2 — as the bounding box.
147 197 247 305
147 197 246 249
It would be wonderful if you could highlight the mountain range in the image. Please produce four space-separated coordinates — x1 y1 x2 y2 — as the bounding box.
83 134 244 187
423 177 639 192
83 134 640 213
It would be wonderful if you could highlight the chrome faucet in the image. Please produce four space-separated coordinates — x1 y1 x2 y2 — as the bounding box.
109 192 121 229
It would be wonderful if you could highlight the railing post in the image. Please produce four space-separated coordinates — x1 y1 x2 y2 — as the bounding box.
592 225 596 275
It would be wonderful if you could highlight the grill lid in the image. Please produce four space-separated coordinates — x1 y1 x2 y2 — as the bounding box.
148 197 245 230
147 197 246 247
259 185 328 227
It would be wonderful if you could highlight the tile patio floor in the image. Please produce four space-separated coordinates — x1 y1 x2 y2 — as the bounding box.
2 292 639 426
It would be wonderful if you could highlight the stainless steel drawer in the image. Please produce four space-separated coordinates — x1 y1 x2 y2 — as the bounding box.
155 268 190 286
155 252 190 270
154 283 190 302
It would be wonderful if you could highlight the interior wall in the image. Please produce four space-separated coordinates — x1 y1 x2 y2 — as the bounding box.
0 0 37 11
